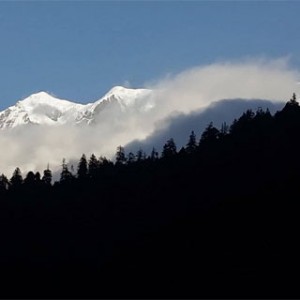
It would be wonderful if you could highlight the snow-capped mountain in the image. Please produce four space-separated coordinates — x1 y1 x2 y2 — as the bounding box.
0 92 87 129
0 86 153 129
82 86 153 125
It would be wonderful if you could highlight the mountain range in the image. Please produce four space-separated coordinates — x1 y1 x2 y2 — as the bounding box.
0 86 153 129
0 86 286 178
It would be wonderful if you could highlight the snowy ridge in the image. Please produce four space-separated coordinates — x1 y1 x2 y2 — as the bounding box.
99 85 152 107
0 87 153 129
89 86 153 114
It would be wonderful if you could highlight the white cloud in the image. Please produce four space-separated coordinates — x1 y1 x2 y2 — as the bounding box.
0 58 299 179
147 58 299 115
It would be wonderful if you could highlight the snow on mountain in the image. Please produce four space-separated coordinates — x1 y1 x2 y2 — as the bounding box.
0 91 86 129
96 85 152 109
0 87 153 129
85 86 153 120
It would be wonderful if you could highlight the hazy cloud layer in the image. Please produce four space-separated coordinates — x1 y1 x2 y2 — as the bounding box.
0 59 299 179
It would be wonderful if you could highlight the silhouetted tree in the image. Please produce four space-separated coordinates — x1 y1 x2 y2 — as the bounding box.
127 152 136 164
219 122 229 138
98 156 113 175
289 93 298 106
136 148 146 162
116 145 126 165
200 122 220 146
77 154 88 179
277 93 300 121
253 108 273 135
162 138 177 158
88 154 99 177
42 167 52 186
60 159 74 183
230 110 255 136
35 172 41 183
10 167 23 188
150 147 159 161
99 156 111 166
24 171 35 186
186 130 197 154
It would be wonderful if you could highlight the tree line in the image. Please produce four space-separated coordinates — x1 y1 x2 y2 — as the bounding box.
0 96 280 189
0 94 300 298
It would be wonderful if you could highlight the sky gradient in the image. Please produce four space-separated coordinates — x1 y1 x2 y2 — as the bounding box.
0 1 300 109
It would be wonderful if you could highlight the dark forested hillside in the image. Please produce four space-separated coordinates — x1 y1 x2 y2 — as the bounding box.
0 95 300 298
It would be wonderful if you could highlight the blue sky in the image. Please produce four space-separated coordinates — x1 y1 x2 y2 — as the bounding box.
0 1 299 109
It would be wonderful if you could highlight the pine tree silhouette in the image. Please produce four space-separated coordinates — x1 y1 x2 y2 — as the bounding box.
116 145 126 165
88 154 99 177
10 167 23 189
162 138 177 158
42 167 52 186
77 154 88 179
186 130 197 154
60 159 74 183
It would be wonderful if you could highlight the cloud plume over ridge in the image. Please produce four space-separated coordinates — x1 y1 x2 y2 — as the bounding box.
0 58 299 178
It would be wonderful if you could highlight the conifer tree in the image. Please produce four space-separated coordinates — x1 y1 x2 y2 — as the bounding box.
136 148 146 162
60 159 74 183
77 154 88 179
220 122 229 137
24 171 35 185
127 152 136 164
10 167 23 188
116 146 126 165
186 130 197 154
200 122 220 146
162 138 177 158
99 156 111 166
35 172 41 183
42 167 52 186
150 147 159 161
289 93 298 106
88 154 99 177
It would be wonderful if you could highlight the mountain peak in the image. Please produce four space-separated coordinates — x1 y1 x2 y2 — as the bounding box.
95 85 152 110
108 85 130 93
16 92 82 110
104 85 149 98
17 91 59 106
23 91 55 101
31 91 52 97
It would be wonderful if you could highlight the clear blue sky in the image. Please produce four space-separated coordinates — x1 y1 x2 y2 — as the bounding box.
0 1 299 109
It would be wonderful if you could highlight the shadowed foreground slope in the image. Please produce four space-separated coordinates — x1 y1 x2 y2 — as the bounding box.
0 95 299 298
